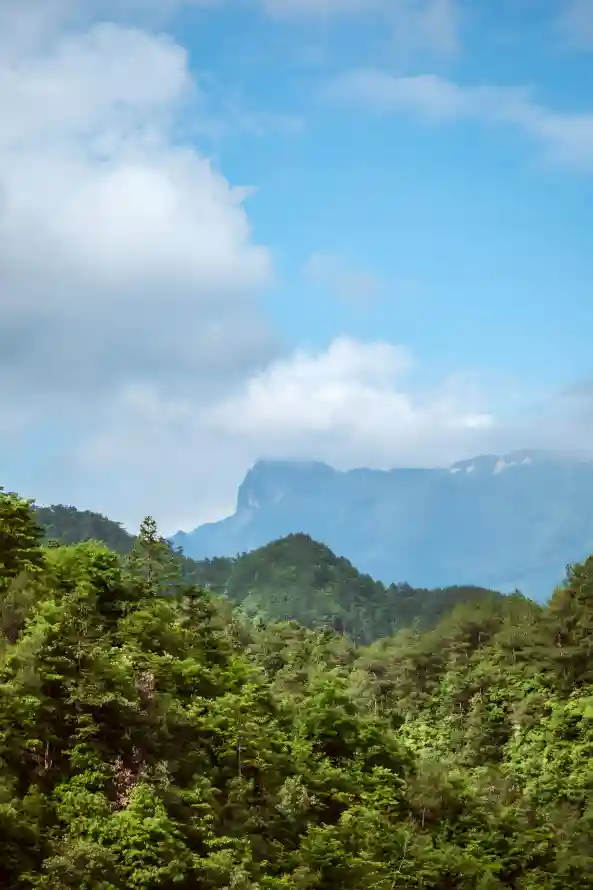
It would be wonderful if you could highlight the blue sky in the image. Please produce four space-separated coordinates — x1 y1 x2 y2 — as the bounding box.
177 0 593 385
1 0 592 531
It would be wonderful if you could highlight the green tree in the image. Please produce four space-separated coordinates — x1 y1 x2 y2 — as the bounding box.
4 483 593 889
547 557 593 690
126 516 182 598
0 488 45 585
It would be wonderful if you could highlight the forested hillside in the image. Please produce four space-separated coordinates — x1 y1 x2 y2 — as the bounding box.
3 484 593 887
34 503 504 642
35 505 135 554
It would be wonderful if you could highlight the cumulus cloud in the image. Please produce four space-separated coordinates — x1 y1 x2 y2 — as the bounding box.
0 15 274 408
0 0 278 523
323 70 593 169
203 337 495 466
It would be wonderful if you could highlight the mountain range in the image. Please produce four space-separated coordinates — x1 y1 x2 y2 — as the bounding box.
172 449 593 601
33 504 503 643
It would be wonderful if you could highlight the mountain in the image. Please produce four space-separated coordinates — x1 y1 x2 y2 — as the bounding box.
172 449 593 600
196 532 506 642
34 504 136 554
32 503 504 643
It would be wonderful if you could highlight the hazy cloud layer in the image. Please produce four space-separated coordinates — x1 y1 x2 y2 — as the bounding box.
323 70 593 169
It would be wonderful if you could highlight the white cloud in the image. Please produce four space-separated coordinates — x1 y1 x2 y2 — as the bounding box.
323 70 469 118
202 337 495 471
0 1 279 526
323 69 593 170
0 17 274 404
0 24 192 144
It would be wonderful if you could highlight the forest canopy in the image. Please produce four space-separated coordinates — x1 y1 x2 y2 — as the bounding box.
2 485 593 888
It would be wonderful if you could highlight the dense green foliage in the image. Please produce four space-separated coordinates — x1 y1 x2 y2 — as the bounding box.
34 505 503 642
35 505 136 555
3 484 593 886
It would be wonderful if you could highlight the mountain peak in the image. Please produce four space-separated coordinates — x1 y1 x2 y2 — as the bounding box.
236 459 335 512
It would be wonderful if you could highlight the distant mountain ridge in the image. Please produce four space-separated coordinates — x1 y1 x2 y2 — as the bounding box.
172 449 593 601
32 503 504 643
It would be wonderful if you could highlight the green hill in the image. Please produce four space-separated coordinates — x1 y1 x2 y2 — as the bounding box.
34 504 135 553
34 504 506 643
216 532 505 641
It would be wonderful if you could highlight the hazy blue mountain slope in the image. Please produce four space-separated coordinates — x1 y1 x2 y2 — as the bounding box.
172 451 593 600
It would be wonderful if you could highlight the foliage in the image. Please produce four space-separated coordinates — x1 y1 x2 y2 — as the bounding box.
34 506 505 643
3 485 593 885
35 505 135 555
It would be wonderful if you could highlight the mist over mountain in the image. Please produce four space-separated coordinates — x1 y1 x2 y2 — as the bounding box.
172 449 593 600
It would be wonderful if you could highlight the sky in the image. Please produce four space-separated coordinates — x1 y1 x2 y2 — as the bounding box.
1 0 593 533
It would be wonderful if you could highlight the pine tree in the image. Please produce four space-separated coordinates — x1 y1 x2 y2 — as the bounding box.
126 516 182 597
547 556 593 689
